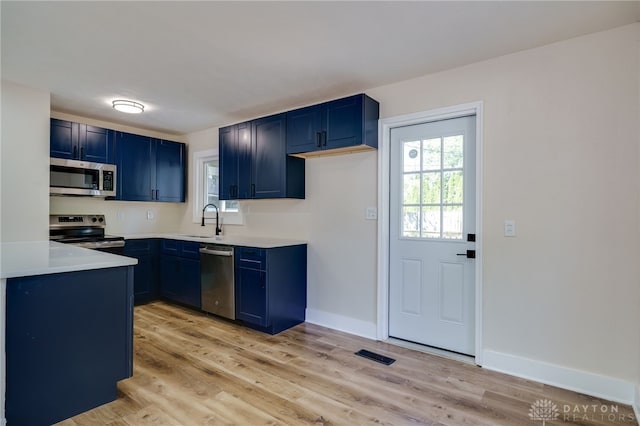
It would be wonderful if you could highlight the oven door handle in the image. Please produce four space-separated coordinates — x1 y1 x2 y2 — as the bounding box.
71 240 125 249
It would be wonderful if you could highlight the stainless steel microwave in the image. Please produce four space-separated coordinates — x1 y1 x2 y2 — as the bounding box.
50 158 117 197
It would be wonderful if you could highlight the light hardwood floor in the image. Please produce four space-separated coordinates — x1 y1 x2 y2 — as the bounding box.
58 302 637 425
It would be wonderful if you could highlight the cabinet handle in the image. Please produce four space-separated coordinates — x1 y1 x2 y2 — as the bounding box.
315 132 322 148
80 147 84 159
155 189 159 200
251 184 255 197
73 146 78 159
322 130 327 146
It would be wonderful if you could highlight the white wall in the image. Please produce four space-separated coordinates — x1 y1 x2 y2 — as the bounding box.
368 23 640 394
1 81 50 242
48 112 186 235
183 24 640 399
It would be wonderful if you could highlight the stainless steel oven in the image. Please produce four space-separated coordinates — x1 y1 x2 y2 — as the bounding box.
49 214 125 254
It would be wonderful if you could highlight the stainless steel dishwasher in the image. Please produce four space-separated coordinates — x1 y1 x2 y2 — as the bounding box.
200 244 235 319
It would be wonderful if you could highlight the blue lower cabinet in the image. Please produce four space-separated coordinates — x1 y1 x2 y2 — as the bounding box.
6 266 134 425
160 240 201 308
235 244 307 334
124 239 159 304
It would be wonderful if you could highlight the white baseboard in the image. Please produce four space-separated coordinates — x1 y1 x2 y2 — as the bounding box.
305 308 377 340
482 350 635 405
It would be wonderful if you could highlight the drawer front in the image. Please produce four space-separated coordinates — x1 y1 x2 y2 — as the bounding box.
179 241 201 260
125 239 155 253
236 246 266 270
161 239 180 255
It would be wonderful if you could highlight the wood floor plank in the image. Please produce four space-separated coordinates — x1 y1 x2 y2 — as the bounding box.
56 302 637 425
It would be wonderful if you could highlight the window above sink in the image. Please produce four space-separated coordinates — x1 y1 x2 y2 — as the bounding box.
192 149 244 225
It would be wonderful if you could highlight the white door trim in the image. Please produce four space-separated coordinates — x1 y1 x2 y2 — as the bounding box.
377 101 484 365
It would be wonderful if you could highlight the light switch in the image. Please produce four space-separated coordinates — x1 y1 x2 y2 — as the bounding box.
147 210 154 220
365 207 378 220
504 220 516 237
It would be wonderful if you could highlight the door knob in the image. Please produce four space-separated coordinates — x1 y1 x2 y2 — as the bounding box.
457 250 476 259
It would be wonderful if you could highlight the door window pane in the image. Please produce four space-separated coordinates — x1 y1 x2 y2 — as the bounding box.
443 171 463 204
443 135 464 169
421 206 440 238
442 206 463 239
422 138 441 170
402 206 420 238
421 172 441 204
400 134 465 240
403 174 420 204
403 141 421 172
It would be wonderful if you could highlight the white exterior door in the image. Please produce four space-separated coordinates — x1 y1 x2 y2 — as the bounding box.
389 115 476 355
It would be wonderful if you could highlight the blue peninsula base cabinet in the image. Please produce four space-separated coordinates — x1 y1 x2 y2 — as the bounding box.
235 244 307 334
6 266 134 426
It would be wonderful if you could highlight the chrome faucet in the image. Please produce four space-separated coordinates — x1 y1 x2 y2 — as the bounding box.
201 203 222 236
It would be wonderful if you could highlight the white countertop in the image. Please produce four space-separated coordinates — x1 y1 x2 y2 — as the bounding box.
0 241 138 279
124 233 307 248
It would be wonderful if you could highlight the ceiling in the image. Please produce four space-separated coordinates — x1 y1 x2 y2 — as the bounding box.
2 1 639 135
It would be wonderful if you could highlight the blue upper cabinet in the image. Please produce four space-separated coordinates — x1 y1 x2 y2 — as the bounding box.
115 132 185 202
285 104 323 154
286 94 379 156
220 121 252 200
50 118 114 164
155 140 185 202
115 132 153 201
220 114 304 200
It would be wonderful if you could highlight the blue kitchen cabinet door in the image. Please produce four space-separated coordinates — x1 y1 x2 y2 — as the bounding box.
236 263 268 327
115 132 154 201
219 122 252 200
285 104 323 154
324 95 364 149
155 140 185 202
51 119 114 163
50 119 78 159
180 257 202 308
219 124 237 200
159 240 201 309
252 113 287 199
81 124 113 164
159 254 182 301
125 239 159 304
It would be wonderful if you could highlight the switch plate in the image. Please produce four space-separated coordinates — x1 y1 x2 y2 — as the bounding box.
365 207 378 220
504 220 516 237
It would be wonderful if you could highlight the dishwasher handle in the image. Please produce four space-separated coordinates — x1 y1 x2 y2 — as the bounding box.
200 247 233 257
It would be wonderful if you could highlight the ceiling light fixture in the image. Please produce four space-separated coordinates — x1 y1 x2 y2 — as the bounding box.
112 99 144 114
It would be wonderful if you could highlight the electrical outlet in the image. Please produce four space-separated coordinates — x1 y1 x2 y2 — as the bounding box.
365 207 378 220
504 220 516 237
147 210 154 220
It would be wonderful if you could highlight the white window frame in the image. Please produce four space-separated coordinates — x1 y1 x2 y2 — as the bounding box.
192 149 244 225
